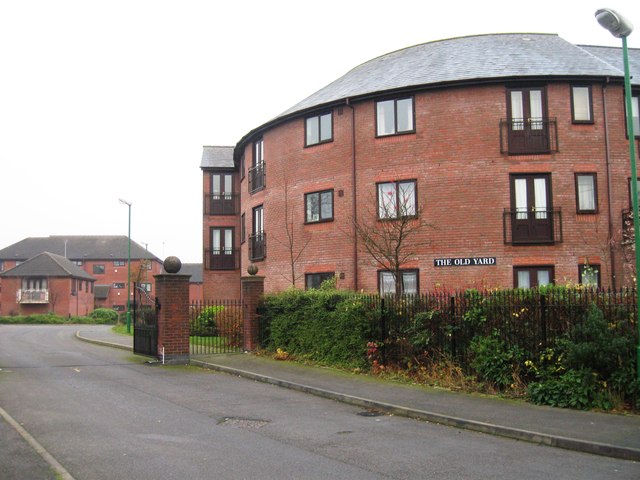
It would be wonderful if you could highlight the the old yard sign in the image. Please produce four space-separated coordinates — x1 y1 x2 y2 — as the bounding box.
434 257 497 267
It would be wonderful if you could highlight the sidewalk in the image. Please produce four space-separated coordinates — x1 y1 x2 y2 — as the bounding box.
76 325 640 462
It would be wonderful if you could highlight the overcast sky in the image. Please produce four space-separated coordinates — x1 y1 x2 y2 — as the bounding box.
1 1 639 263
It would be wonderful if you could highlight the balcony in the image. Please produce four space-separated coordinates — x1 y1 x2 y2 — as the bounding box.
205 249 240 270
248 162 265 194
500 117 558 155
249 233 266 261
204 193 239 215
503 208 563 245
17 289 49 304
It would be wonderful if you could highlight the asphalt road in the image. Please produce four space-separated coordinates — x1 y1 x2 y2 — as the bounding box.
1 325 639 480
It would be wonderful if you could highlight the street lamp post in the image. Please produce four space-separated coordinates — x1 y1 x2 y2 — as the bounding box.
119 198 132 333
595 8 640 375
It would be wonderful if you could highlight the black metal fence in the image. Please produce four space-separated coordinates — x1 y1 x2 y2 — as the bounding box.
366 288 637 368
190 299 243 355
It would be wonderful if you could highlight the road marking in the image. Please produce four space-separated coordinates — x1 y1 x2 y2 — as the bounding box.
0 405 76 480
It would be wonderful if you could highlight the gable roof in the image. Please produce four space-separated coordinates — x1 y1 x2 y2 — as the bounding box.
235 33 639 158
0 236 160 262
201 146 234 169
0 252 95 280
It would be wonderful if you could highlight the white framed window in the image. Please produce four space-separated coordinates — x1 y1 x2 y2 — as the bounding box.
575 173 598 214
571 85 593 123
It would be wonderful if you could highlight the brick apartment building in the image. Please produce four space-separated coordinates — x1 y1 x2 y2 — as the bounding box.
0 252 95 317
201 34 640 299
0 236 163 313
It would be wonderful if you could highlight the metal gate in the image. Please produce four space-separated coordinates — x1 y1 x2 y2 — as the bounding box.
133 282 159 357
190 299 243 355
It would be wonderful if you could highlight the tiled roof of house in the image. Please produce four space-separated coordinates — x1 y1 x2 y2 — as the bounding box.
180 263 203 283
0 236 160 262
0 252 95 280
235 33 639 157
201 145 234 169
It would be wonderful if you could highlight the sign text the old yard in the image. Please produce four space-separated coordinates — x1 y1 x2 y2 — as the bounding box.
434 257 497 267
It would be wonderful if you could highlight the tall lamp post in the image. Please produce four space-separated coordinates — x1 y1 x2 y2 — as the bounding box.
119 198 132 333
595 8 640 375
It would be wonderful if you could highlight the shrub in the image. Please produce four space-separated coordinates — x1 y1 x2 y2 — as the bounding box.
525 304 638 410
261 289 376 368
191 306 222 336
469 331 525 389
215 307 243 347
90 308 119 324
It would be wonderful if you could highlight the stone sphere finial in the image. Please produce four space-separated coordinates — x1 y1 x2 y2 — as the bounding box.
163 256 182 274
247 263 259 276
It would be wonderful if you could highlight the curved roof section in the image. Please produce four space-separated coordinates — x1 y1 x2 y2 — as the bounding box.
278 34 629 118
235 33 639 158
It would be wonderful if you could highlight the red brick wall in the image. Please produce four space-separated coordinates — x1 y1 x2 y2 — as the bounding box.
202 169 241 300
0 277 94 317
210 80 638 296
155 274 190 361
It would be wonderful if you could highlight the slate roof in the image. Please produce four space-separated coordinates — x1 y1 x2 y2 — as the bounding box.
180 263 203 283
278 34 634 118
235 33 640 157
94 285 111 300
0 252 95 280
0 236 160 262
201 146 234 169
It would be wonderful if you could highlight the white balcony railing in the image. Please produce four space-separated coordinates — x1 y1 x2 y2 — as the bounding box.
17 289 50 304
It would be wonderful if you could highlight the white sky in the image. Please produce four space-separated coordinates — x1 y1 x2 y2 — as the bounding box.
1 0 639 263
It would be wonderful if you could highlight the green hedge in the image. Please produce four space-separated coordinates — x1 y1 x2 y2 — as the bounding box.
0 312 118 325
260 288 378 368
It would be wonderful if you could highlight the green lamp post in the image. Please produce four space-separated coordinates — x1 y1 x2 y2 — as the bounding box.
595 8 639 375
119 198 132 333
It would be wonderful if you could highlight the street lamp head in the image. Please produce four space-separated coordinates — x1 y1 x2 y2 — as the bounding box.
595 8 633 38
118 198 132 207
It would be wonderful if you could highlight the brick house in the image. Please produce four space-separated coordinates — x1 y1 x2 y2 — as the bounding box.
0 252 95 317
0 236 163 311
202 34 640 297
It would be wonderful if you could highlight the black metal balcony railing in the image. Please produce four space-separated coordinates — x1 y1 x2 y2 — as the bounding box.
205 249 240 270
500 117 559 155
249 233 266 261
204 193 240 215
17 289 49 304
503 208 563 245
248 162 265 194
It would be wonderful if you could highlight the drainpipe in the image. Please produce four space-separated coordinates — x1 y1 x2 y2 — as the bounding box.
602 78 617 289
346 98 358 290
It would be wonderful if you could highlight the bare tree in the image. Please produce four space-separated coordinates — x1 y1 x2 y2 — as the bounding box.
352 182 432 297
273 173 310 287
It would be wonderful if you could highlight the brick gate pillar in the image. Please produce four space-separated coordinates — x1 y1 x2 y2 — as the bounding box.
241 274 264 352
154 257 191 364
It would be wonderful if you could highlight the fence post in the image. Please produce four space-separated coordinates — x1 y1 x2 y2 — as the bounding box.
540 293 547 347
241 273 264 352
380 297 387 365
450 295 457 358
